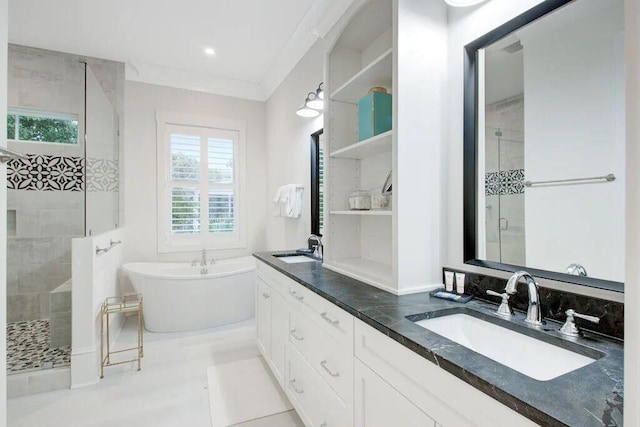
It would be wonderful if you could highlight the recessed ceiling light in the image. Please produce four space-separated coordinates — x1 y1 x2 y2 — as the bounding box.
444 0 486 7
204 48 216 56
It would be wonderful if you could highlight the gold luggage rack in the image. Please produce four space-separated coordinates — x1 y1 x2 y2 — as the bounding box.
100 293 144 378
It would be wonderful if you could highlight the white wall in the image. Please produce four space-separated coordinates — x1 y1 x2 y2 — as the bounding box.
123 82 267 262
264 41 323 250
71 228 125 388
522 1 624 282
0 0 8 422
445 0 623 302
624 0 640 424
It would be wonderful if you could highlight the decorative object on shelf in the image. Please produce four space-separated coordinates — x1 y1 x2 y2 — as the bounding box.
295 82 324 118
382 170 392 195
358 87 392 141
370 187 389 210
348 190 371 210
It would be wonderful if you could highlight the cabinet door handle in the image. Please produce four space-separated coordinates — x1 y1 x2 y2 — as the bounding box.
320 312 340 327
262 293 270 299
320 360 340 377
290 379 304 394
290 329 304 341
289 290 304 301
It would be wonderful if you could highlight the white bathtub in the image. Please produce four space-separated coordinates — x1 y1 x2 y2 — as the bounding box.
122 257 256 333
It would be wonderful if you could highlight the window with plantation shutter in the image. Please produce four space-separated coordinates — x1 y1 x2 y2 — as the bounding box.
157 114 246 253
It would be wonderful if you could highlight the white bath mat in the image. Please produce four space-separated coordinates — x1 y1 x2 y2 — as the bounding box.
207 356 293 427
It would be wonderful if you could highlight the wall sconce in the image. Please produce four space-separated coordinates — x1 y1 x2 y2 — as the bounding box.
296 82 324 118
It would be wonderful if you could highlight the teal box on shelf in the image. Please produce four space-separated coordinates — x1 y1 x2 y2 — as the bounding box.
358 89 392 141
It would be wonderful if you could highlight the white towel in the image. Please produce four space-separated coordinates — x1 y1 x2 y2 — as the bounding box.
273 185 286 216
273 184 303 218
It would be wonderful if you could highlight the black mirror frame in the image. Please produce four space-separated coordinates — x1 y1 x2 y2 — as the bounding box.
462 0 623 293
310 128 323 237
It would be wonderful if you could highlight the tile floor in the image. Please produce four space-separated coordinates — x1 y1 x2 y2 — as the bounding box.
8 317 303 427
7 320 71 372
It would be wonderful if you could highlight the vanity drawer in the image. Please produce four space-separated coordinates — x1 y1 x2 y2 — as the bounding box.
257 263 289 297
289 306 354 403
286 280 354 349
287 344 351 427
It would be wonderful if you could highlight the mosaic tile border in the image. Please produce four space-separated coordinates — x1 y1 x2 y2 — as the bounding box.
7 154 84 191
87 158 119 192
7 319 71 372
485 169 525 196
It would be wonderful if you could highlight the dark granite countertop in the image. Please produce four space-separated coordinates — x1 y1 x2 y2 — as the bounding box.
253 251 624 427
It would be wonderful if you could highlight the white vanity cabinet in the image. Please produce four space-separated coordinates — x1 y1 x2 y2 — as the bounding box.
256 276 272 358
255 261 537 427
353 320 538 427
354 359 436 427
256 267 289 387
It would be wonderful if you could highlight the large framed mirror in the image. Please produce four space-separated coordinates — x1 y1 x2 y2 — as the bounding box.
463 0 624 292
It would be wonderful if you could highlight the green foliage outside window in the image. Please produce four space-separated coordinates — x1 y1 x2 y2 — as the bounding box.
7 115 15 139
17 116 78 144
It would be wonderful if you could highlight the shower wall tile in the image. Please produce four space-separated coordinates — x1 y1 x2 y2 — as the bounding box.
7 267 20 296
19 263 71 294
16 209 40 238
7 294 41 323
39 209 84 236
22 237 64 265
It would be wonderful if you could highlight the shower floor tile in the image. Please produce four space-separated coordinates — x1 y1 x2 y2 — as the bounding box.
7 320 71 373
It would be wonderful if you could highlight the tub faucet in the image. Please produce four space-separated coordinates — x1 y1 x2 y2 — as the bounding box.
307 234 323 259
566 263 588 276
504 271 543 326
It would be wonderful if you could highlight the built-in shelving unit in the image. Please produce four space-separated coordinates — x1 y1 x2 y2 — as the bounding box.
329 210 392 216
329 130 392 160
330 48 393 104
323 0 446 295
323 258 393 291
323 0 395 292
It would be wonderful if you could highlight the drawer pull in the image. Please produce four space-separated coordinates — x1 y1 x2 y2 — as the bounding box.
290 379 304 394
320 311 340 327
320 360 340 377
290 329 304 341
262 293 270 299
289 290 304 301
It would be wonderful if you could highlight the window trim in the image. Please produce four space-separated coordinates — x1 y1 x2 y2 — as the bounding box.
156 112 247 253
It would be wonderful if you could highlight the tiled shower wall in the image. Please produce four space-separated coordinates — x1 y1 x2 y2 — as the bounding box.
6 45 124 323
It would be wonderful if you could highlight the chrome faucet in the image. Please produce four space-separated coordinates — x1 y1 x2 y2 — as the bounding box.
566 263 588 276
307 234 323 259
200 249 207 266
504 271 543 326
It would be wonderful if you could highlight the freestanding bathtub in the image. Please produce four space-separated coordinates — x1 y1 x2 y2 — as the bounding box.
122 257 256 332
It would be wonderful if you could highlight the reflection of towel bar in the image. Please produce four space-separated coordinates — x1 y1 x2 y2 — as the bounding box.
524 173 615 187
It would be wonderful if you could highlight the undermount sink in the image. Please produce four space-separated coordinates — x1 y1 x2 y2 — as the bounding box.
274 254 317 264
410 310 603 381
